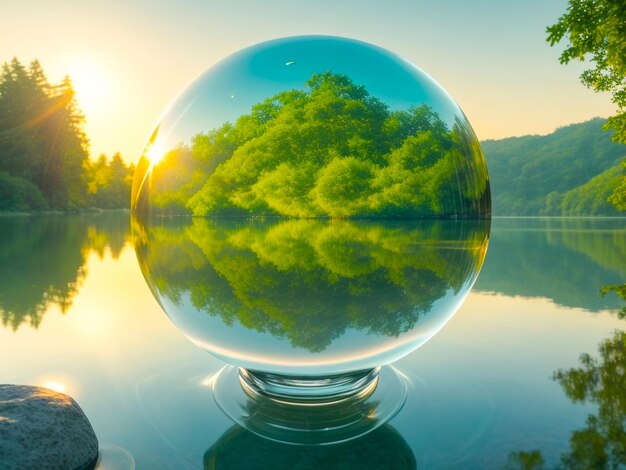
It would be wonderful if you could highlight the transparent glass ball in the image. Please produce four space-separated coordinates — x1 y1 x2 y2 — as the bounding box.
131 36 490 378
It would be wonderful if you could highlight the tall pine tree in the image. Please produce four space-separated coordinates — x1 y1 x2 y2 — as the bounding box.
0 59 89 210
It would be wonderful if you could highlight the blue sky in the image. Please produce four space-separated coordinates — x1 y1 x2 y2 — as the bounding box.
1 0 613 161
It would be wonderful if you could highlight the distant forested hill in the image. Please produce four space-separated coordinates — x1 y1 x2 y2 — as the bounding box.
482 118 626 216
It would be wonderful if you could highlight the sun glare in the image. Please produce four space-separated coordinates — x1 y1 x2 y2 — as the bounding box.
37 375 78 397
146 141 167 165
42 381 67 394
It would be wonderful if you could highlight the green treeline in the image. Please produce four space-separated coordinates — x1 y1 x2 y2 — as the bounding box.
483 118 626 216
85 152 134 209
146 72 489 218
4 57 623 216
0 58 134 211
135 218 488 352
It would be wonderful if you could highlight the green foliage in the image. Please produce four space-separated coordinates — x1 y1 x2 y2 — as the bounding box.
505 450 545 470
509 329 626 469
0 58 134 211
151 72 489 218
135 218 488 352
0 171 47 211
252 161 320 217
600 283 626 319
85 152 134 209
482 118 626 215
552 330 626 469
547 0 626 144
556 164 624 216
547 0 626 211
0 59 90 210
313 157 377 217
608 161 626 210
150 145 206 214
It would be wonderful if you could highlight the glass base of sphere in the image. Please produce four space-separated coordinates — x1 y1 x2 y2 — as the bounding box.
239 367 381 404
212 365 408 446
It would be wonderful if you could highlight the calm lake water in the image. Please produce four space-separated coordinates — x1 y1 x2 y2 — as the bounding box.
1 214 625 469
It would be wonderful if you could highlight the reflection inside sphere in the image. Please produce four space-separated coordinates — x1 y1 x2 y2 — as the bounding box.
133 218 488 374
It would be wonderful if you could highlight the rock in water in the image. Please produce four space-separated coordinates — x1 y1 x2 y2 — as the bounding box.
0 384 98 470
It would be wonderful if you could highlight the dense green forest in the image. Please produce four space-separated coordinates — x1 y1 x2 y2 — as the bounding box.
0 58 134 211
142 72 490 219
483 118 626 216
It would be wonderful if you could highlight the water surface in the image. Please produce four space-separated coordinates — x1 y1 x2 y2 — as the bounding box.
0 214 624 468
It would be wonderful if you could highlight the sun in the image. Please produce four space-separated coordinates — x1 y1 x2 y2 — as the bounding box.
42 381 67 394
145 141 167 165
67 57 111 116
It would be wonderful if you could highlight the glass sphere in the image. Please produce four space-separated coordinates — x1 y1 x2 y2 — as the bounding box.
132 36 490 377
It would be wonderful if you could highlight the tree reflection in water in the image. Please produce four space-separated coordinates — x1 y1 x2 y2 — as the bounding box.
507 329 626 469
0 213 129 330
134 218 488 353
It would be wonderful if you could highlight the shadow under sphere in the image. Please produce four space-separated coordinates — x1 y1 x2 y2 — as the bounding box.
203 423 416 470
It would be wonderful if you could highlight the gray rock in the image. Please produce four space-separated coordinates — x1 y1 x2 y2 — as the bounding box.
0 384 98 470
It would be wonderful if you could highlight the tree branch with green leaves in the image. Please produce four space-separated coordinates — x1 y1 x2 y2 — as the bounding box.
547 0 626 211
